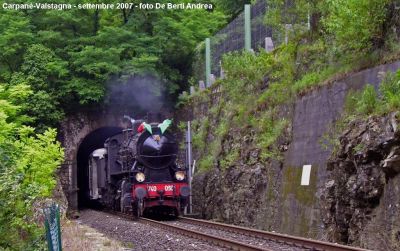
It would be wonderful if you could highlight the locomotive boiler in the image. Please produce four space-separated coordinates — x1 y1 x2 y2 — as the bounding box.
88 118 189 217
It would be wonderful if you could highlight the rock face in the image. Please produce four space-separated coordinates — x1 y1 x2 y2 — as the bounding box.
187 60 400 250
323 112 400 250
193 153 284 229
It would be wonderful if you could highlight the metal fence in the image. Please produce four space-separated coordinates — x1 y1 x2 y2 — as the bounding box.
211 0 276 76
192 0 285 89
44 203 62 251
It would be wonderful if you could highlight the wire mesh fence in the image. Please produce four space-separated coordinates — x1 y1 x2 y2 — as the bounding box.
251 1 273 52
192 0 286 86
210 10 245 76
44 203 62 251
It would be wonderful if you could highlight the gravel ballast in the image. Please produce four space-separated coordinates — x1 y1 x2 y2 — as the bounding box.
77 210 225 251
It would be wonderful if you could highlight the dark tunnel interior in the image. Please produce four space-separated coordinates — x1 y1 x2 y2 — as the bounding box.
77 126 122 208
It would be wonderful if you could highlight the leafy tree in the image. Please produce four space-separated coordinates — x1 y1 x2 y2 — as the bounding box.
212 0 250 18
322 0 391 53
0 83 64 249
0 0 226 128
0 11 34 80
9 44 68 130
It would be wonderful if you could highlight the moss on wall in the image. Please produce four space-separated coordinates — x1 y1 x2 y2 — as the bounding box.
282 165 317 206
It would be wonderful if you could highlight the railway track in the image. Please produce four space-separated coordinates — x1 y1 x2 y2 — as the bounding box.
105 211 369 251
173 217 370 251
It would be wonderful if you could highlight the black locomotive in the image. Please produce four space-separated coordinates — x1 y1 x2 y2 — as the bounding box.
88 118 189 217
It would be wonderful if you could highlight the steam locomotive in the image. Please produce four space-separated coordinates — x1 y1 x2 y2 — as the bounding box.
88 118 189 217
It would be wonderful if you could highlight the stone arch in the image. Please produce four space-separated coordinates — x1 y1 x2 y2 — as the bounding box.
59 110 127 210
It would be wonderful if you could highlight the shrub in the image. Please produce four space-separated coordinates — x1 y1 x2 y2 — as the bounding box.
380 70 400 111
355 85 378 115
323 0 391 53
343 69 400 117
0 84 64 249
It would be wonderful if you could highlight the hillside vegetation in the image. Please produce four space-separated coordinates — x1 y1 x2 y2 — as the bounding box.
0 0 229 131
0 86 63 249
184 0 400 171
0 0 235 248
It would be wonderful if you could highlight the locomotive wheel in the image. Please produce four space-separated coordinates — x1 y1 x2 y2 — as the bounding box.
132 199 143 218
120 198 124 213
138 200 143 217
120 180 132 213
131 202 137 218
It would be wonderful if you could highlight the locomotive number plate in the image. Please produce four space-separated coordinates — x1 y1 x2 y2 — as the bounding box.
147 186 157 192
164 185 174 191
146 185 174 192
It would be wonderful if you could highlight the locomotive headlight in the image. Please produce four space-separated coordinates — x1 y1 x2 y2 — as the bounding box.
135 172 145 182
175 171 185 181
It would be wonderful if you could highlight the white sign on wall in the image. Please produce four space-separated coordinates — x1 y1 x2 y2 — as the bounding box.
301 165 312 186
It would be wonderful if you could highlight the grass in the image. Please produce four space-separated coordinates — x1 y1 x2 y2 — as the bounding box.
347 70 400 117
292 67 337 94
322 69 400 155
61 219 128 251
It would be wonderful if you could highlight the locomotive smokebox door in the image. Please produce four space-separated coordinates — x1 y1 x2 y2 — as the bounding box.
137 126 178 169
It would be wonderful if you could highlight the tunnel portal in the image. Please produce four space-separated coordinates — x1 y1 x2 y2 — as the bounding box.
59 109 172 212
77 127 122 208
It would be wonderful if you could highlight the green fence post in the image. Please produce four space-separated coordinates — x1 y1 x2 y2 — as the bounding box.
244 4 251 51
205 38 211 87
56 205 62 251
44 203 62 251
44 216 52 251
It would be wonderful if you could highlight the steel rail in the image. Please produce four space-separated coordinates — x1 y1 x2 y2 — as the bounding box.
179 217 370 251
104 211 272 250
139 217 273 251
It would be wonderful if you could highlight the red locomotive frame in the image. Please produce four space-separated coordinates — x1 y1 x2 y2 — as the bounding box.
132 182 190 213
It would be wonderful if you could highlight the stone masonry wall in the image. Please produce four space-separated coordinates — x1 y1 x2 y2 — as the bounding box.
189 61 400 249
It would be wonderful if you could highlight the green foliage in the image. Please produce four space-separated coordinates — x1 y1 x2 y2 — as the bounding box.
223 51 274 86
256 116 288 159
70 46 121 80
380 70 400 111
0 0 227 130
323 0 390 53
266 0 393 53
0 11 34 77
192 45 296 170
353 143 365 154
324 70 400 155
198 155 214 171
262 0 399 95
177 121 187 132
343 69 400 117
192 117 209 155
211 0 250 17
292 67 336 94
356 85 379 115
220 149 239 169
265 0 311 41
0 83 64 249
189 0 400 176
176 91 191 108
215 120 229 138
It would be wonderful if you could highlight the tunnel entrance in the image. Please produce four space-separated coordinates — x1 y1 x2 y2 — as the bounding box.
77 126 122 209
